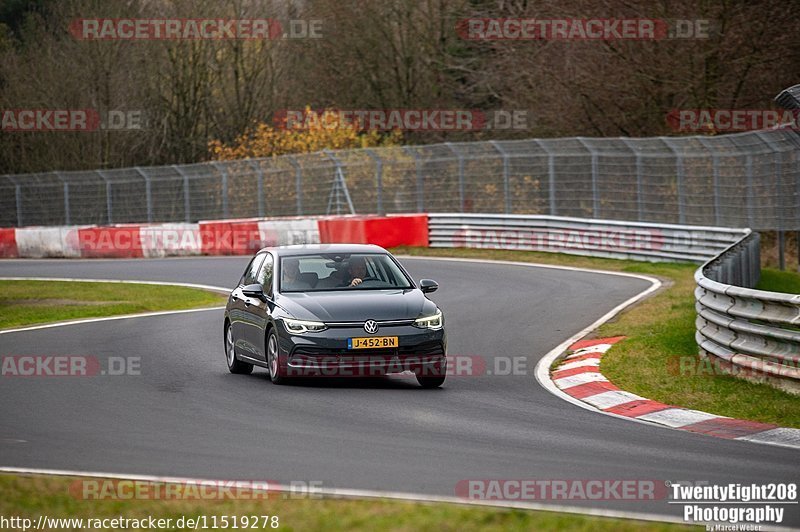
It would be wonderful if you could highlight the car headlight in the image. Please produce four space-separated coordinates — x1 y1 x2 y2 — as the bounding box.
283 318 327 334
413 309 443 330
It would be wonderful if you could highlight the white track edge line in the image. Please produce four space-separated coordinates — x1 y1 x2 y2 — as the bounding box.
0 467 689 526
398 256 675 431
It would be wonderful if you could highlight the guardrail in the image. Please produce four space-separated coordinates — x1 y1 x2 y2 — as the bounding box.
695 232 800 394
428 213 748 263
428 213 799 395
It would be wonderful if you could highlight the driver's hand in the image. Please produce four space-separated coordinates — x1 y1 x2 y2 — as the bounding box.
350 278 363 286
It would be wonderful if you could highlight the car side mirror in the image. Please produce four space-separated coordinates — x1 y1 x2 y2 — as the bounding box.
419 279 438 293
242 283 267 301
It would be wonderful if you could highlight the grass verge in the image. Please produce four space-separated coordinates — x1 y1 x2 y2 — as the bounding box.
0 474 691 531
393 246 800 428
0 280 225 330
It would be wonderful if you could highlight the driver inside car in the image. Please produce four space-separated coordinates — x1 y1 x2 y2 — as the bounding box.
341 256 368 287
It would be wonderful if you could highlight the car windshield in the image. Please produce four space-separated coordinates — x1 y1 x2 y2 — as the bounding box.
279 253 413 292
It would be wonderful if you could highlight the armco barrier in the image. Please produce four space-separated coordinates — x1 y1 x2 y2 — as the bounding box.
141 223 203 258
428 213 747 262
15 226 83 258
318 214 429 248
0 214 410 259
695 232 800 395
78 225 144 258
199 219 259 255
0 228 18 258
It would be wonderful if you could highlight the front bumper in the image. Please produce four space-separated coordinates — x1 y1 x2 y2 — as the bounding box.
278 324 446 377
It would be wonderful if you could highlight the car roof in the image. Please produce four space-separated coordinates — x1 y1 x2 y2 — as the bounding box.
256 243 388 257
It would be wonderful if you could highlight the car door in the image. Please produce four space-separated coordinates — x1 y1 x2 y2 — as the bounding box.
230 253 266 357
243 252 275 361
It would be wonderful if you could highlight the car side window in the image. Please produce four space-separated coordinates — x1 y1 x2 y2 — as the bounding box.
241 254 266 286
257 253 274 294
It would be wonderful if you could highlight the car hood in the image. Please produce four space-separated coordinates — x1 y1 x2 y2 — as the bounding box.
277 289 436 322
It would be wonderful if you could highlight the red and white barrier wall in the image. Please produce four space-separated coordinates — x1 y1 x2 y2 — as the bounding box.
0 215 429 259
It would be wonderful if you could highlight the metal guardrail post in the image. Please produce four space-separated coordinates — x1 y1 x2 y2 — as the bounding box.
661 138 686 225
403 147 425 213
172 165 191 222
133 167 153 223
286 156 302 216
533 140 557 215
364 149 384 215
211 162 229 219
489 141 511 214
620 139 644 221
55 172 70 225
576 138 599 217
445 142 465 212
246 160 265 218
96 170 113 224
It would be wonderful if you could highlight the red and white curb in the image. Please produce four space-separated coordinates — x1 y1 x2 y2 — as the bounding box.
551 337 800 451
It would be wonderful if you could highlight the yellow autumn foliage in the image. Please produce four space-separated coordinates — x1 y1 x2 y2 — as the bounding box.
209 108 403 160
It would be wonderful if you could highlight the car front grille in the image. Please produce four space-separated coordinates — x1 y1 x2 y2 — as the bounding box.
291 341 444 359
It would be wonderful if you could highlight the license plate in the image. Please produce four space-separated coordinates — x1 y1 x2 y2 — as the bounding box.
348 336 398 349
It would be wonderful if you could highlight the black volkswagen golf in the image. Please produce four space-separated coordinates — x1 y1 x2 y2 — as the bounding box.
223 244 447 387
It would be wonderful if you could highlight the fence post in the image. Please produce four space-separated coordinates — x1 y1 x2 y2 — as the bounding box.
172 165 191 222
286 156 303 216
246 160 265 218
134 167 153 223
533 140 557 215
55 172 70 225
403 146 424 213
211 162 229 219
444 142 465 212
7 175 22 227
489 141 511 214
696 137 721 226
576 138 600 218
661 138 686 225
364 149 384 215
745 154 754 228
712 154 721 225
756 131 787 269
620 139 643 221
96 170 112 224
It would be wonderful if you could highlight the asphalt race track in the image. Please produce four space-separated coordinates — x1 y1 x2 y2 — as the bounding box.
0 257 798 525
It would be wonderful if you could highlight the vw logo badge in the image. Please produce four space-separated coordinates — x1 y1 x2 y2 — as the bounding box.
364 320 379 334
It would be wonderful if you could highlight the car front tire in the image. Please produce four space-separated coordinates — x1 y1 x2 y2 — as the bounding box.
267 328 288 384
225 321 253 375
416 358 446 388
